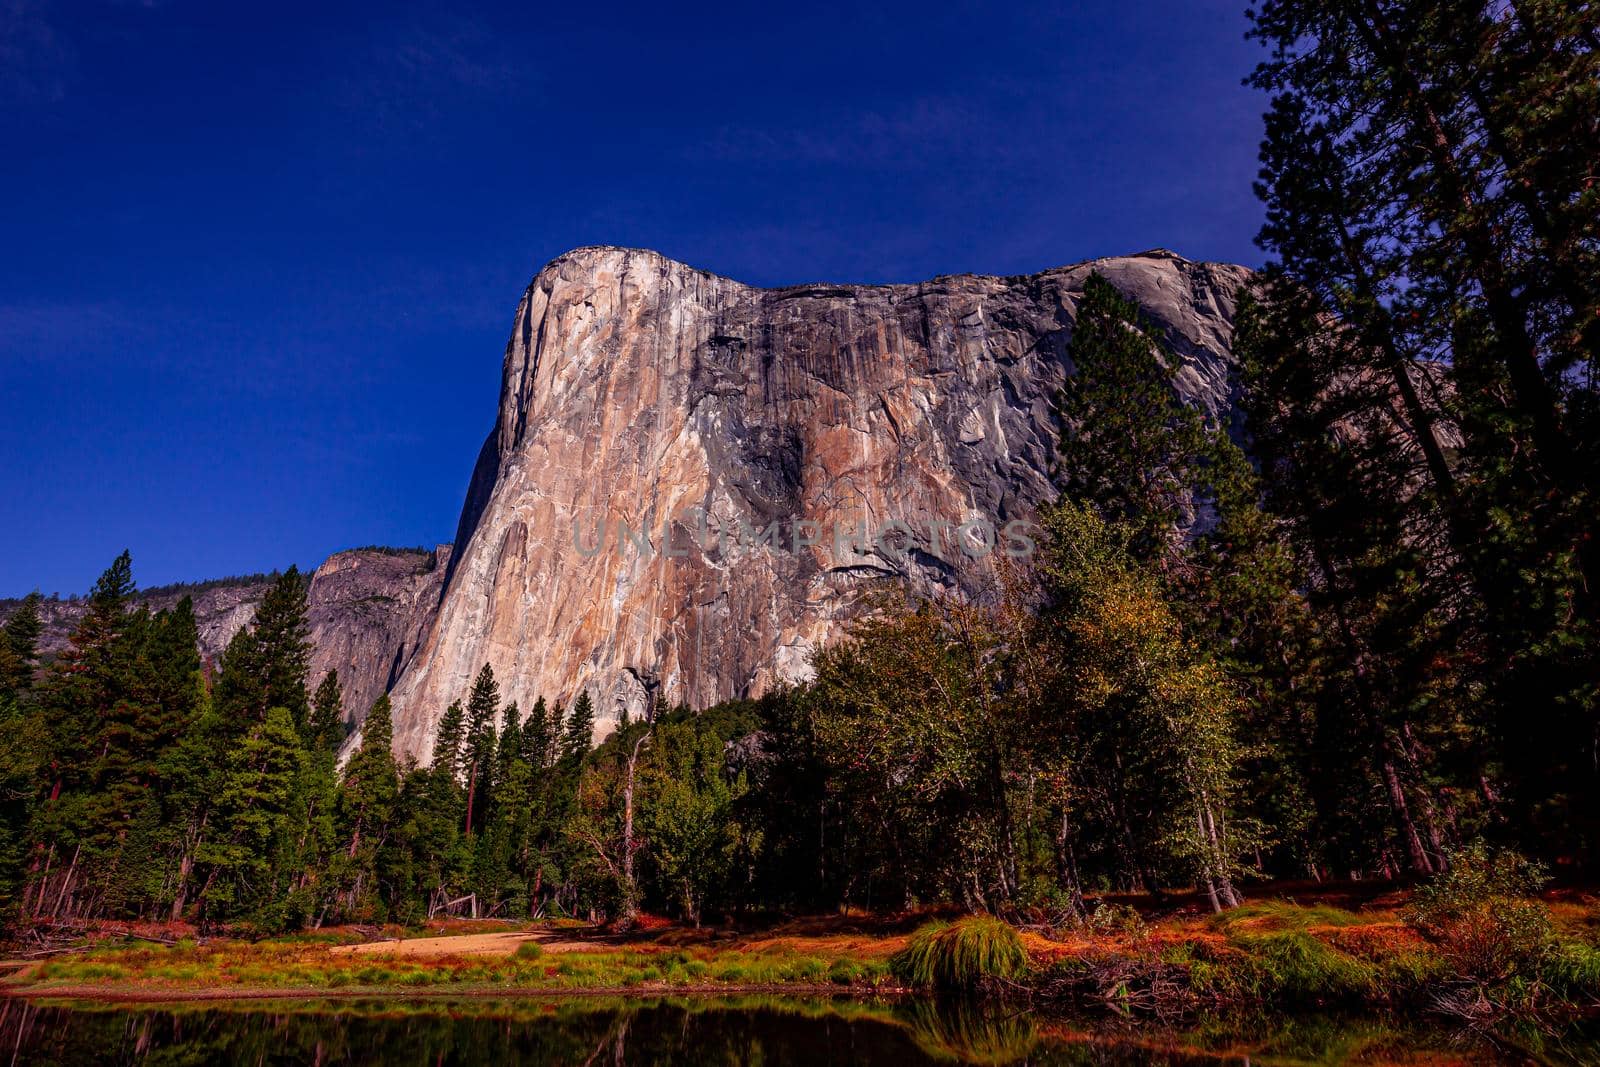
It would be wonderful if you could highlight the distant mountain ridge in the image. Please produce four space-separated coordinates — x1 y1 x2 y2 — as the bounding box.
3 545 451 731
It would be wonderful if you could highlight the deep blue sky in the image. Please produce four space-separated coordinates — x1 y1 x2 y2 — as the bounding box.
1 0 1267 598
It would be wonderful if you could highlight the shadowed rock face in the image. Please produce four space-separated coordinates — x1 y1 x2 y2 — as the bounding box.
7 546 449 734
388 246 1252 760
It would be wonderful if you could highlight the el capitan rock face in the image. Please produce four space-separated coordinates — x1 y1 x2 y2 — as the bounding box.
387 246 1252 760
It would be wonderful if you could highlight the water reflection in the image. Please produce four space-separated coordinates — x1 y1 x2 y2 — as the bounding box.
0 994 1591 1065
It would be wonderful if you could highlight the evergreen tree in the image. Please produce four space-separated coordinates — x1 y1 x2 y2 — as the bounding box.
335 696 398 917
1058 274 1213 560
562 692 595 765
520 696 551 769
308 670 346 752
1246 0 1600 863
252 568 313 732
194 707 304 926
462 665 500 836
212 569 312 737
496 702 522 790
432 700 467 782
0 592 43 701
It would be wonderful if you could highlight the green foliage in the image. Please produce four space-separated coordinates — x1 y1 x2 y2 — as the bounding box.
562 691 595 764
1041 500 1254 909
640 718 758 925
307 670 346 752
890 916 1030 990
1058 272 1214 558
1405 844 1555 985
1245 0 1600 869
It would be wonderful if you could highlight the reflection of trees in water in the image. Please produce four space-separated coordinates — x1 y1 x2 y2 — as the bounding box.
1 997 947 1066
2 995 1577 1065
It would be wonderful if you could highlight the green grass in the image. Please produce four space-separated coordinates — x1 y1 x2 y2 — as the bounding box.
1207 899 1370 935
891 915 1030 991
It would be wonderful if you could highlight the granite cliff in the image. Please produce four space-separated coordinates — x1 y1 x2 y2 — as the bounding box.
3 247 1252 756
387 246 1252 759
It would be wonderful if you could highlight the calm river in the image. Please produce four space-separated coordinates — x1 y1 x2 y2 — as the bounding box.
2 994 1594 1065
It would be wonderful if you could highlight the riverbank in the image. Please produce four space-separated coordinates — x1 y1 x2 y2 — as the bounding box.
5 886 1599 1023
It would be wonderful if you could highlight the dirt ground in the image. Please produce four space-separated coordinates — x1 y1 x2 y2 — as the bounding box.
330 928 597 958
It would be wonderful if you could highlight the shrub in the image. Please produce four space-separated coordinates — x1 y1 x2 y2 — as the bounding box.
512 940 545 961
1084 902 1146 937
1405 843 1554 985
891 915 1030 991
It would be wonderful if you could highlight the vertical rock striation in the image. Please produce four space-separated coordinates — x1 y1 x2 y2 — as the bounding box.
388 246 1252 759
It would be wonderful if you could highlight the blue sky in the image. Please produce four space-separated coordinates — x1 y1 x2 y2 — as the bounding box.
1 0 1267 598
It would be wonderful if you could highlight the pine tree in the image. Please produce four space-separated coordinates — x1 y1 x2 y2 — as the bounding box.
462 665 500 836
562 692 595 765
1246 0 1600 863
211 627 266 735
1058 274 1214 560
496 702 522 790
0 592 43 701
308 670 346 753
432 700 467 781
335 696 398 917
27 553 138 918
520 696 551 770
252 569 312 732
194 707 305 926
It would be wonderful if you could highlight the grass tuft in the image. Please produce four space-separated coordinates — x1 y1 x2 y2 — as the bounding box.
891 915 1030 991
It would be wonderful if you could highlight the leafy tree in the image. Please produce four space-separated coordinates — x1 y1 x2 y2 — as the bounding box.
1041 502 1251 911
806 598 1024 912
640 719 756 926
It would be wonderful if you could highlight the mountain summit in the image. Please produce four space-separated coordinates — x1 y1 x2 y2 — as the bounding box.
385 247 1252 759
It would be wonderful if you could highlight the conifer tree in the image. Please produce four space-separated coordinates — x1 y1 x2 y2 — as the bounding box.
1246 0 1600 861
462 665 500 835
432 700 467 782
520 696 551 769
496 702 522 790
194 707 304 926
562 692 595 765
308 670 346 753
1058 274 1214 560
252 568 312 732
0 592 42 701
336 696 398 916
